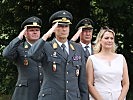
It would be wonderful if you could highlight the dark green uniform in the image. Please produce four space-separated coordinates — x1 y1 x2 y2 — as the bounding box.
28 38 88 100
2 16 43 100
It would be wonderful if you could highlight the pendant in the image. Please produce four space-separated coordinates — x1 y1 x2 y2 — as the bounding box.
24 59 28 66
76 69 79 76
53 62 56 72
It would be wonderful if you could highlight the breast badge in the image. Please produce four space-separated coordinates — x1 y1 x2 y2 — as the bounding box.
76 69 79 76
53 61 56 72
24 58 29 66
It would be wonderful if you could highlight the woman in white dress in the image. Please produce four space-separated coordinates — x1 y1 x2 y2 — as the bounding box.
86 26 129 100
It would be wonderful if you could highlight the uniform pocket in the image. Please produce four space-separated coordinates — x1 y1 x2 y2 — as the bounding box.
73 61 82 68
16 79 28 87
39 88 52 97
47 56 61 64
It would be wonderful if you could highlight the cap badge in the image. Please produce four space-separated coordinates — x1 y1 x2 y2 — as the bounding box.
33 22 38 26
63 12 66 14
85 24 88 27
62 17 67 22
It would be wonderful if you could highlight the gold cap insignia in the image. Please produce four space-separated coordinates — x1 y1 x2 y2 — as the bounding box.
52 18 71 24
85 24 88 27
62 17 67 22
33 22 38 26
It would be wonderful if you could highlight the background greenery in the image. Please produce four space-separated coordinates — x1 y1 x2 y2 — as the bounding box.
0 0 133 99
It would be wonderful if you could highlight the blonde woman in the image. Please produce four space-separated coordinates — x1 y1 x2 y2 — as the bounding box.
86 26 129 100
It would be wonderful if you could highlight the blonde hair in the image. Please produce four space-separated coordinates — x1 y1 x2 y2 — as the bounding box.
94 26 117 54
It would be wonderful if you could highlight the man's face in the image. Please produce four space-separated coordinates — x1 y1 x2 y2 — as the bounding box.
25 27 41 43
80 28 93 44
54 24 70 41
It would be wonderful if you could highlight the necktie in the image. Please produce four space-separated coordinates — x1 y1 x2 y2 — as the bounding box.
61 44 68 58
84 46 90 57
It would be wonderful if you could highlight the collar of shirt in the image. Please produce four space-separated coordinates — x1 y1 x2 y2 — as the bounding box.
80 42 92 54
55 39 69 54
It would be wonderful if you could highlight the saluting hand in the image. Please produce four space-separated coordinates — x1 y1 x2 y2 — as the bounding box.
42 22 58 41
71 27 82 42
18 27 27 40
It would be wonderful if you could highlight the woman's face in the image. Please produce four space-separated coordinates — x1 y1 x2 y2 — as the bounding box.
100 31 114 50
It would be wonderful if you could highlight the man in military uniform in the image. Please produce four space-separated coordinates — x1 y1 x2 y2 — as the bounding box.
2 16 43 100
71 18 94 61
28 10 88 100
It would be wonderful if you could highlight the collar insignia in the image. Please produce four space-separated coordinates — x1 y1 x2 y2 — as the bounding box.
24 44 28 48
53 42 58 49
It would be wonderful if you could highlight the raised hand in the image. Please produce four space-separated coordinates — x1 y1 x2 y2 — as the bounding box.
71 28 82 41
18 27 27 40
42 22 58 41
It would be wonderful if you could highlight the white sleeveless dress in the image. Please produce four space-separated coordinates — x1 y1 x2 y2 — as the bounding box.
89 54 125 100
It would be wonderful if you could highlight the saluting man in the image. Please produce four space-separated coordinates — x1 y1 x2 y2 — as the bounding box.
71 18 94 62
28 10 88 100
2 16 43 100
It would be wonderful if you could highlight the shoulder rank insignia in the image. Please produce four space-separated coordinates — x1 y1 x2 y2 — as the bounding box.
70 44 75 50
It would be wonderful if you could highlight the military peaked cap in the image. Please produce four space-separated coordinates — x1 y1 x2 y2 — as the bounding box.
49 10 73 25
76 18 94 30
21 16 42 29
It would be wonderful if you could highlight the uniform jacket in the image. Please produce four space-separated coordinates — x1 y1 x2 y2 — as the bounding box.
83 44 94 62
28 38 88 100
2 37 43 100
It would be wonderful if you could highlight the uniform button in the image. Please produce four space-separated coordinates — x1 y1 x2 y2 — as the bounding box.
66 72 68 74
40 73 42 75
38 66 42 68
66 90 68 92
42 94 45 96
67 63 69 65
40 81 42 83
19 84 22 87
66 81 68 83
